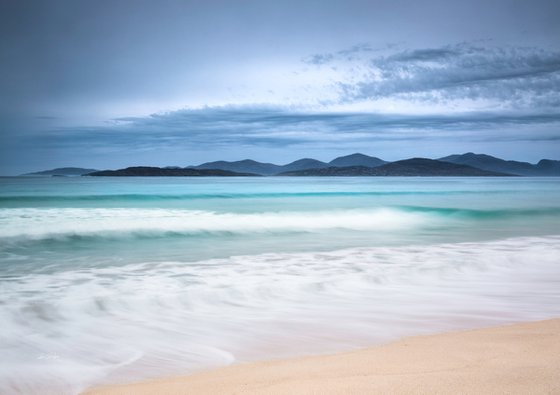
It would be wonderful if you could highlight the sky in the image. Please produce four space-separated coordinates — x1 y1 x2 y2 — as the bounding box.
1 0 559 174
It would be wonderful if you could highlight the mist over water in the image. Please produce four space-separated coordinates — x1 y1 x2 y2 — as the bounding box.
1 177 559 394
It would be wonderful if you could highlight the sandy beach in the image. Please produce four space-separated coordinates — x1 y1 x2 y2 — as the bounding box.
86 318 560 395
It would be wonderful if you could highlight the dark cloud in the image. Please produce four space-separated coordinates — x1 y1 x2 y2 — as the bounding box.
107 106 560 136
3 101 559 174
389 48 459 62
328 43 560 108
20 105 559 157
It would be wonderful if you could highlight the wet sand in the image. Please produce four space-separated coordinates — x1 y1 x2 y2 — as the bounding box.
86 318 560 394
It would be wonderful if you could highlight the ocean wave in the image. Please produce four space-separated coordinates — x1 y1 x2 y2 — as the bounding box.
399 205 560 219
0 189 527 204
1 236 559 394
0 207 434 241
1 206 559 242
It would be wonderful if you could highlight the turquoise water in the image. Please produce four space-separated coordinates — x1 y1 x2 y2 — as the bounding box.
1 177 560 394
2 177 559 274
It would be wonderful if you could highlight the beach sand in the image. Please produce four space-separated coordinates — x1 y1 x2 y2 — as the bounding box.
86 318 560 395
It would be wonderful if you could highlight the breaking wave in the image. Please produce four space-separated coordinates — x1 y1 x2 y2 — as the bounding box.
1 206 558 242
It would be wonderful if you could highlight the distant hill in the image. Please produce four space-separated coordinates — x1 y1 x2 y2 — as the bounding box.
279 166 387 176
535 159 560 176
278 158 513 177
438 153 560 176
195 159 281 175
329 153 386 168
191 154 384 175
279 158 329 173
29 154 558 178
195 158 329 175
23 167 98 176
87 167 258 177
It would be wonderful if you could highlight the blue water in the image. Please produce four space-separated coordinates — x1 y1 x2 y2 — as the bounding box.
1 177 560 394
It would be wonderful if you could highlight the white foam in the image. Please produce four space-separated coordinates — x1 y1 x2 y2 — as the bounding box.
1 236 559 394
0 207 433 239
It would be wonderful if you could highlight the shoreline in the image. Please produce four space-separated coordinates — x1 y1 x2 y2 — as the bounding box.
85 318 560 394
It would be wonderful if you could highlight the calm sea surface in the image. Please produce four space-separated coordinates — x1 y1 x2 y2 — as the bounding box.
1 176 559 394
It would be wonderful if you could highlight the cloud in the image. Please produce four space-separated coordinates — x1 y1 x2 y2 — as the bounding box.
9 42 560 164
21 104 559 157
388 48 459 62
305 43 560 111
304 43 379 66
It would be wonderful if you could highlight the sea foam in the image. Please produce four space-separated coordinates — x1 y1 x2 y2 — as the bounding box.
2 206 559 241
1 236 559 394
0 207 434 240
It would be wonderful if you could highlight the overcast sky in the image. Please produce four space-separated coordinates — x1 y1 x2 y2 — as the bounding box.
1 0 559 174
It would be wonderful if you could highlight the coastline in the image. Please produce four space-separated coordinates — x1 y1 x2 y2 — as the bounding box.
85 318 560 395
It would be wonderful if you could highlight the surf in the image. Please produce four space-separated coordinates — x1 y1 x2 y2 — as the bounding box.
1 236 559 394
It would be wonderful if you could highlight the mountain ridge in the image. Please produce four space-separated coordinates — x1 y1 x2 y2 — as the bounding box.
438 152 560 176
192 153 385 175
23 167 99 176
24 153 560 177
194 159 281 175
87 167 258 177
278 158 513 177
328 153 386 168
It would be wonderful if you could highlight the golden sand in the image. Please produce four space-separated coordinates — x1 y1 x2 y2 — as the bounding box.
86 319 560 395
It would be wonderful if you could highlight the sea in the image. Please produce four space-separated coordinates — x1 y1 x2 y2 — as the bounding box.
1 176 559 394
